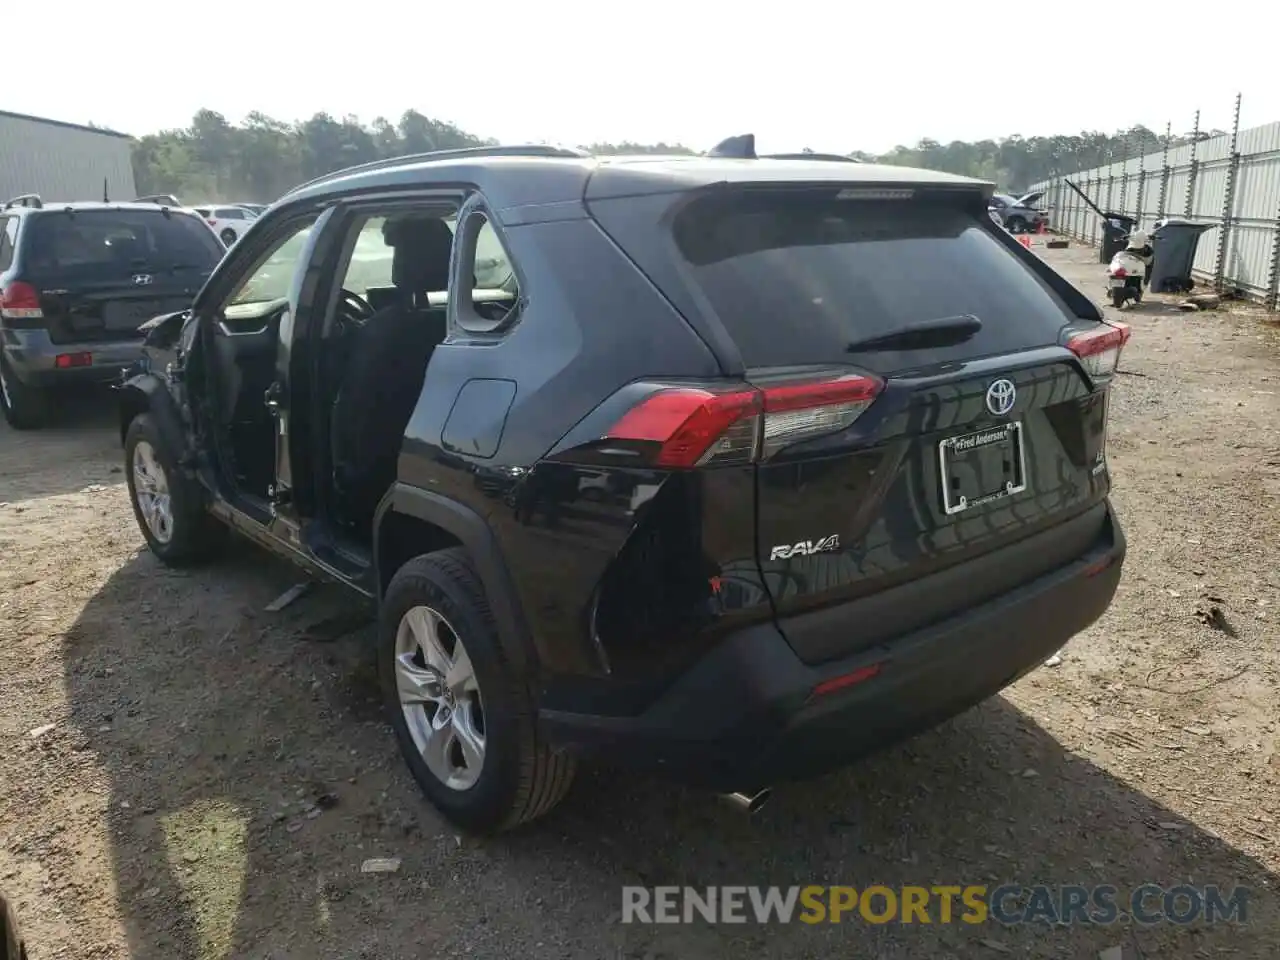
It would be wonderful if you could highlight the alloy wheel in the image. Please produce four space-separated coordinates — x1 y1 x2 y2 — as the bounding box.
394 605 486 790
132 440 174 544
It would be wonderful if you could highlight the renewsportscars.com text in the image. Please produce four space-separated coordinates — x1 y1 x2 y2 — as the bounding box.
621 884 1249 926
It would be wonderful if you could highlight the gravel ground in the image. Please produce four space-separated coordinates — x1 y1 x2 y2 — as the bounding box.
1 243 1278 959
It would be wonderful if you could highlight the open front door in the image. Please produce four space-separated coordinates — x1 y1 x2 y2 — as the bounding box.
261 210 332 537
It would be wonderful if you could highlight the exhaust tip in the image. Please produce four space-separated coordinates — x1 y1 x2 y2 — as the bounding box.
720 789 773 815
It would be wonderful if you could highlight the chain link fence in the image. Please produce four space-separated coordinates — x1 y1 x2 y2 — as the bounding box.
1028 95 1280 308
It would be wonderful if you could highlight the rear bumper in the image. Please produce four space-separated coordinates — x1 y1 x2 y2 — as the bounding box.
540 502 1125 792
1 328 141 386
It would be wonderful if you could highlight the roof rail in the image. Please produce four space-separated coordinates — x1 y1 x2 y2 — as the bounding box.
763 152 862 163
284 144 592 197
135 194 182 206
3 193 43 210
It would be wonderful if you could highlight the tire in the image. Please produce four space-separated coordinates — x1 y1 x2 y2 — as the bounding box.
1110 289 1126 309
124 413 225 565
1006 217 1027 234
0 353 49 430
379 548 576 833
220 228 237 246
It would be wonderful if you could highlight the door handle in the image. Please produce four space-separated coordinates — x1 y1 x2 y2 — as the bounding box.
264 382 283 413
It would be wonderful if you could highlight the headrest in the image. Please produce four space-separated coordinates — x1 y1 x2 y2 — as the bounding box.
384 217 454 294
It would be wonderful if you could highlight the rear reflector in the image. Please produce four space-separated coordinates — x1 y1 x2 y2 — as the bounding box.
811 662 883 698
55 352 93 369
1067 321 1131 380
1082 556 1115 578
605 374 884 468
0 280 43 320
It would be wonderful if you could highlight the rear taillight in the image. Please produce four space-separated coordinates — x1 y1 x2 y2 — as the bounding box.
1112 265 1127 278
604 375 884 468
207 219 218 227
1067 321 1130 380
0 281 43 320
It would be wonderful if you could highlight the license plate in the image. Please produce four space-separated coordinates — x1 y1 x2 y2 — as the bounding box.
1107 278 1127 288
102 300 177 331
938 422 1027 516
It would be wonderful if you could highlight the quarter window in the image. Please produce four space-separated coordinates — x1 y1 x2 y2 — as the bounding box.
453 207 521 334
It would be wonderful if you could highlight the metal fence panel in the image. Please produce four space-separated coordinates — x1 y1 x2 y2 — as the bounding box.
1029 102 1280 306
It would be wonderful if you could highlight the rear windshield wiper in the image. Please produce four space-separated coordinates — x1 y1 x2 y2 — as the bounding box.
846 314 982 353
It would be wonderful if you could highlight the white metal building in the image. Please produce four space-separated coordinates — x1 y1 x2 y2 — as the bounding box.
0 110 136 204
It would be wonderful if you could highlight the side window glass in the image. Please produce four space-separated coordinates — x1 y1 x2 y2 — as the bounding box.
333 210 456 309
336 216 395 300
453 207 521 334
473 219 517 293
225 220 316 311
0 217 16 270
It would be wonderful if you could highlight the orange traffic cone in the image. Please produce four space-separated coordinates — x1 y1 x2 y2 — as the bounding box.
1018 234 1033 249
1036 220 1047 235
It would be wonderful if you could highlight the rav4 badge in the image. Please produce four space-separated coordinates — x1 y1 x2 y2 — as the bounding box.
769 535 841 561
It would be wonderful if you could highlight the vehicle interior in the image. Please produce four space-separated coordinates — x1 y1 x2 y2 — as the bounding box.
325 214 457 537
202 224 315 505
203 206 520 557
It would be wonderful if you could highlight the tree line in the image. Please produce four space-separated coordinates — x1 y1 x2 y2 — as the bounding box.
131 109 1228 203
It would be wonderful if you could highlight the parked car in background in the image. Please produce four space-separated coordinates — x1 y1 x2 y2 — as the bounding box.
192 204 258 247
0 193 225 429
233 202 268 216
118 141 1128 833
987 191 1046 233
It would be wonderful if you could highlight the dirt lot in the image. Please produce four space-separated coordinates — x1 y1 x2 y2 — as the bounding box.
2 244 1278 959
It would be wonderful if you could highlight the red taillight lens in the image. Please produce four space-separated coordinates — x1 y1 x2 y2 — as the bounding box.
1067 321 1131 380
1112 265 1127 278
0 281 44 320
604 374 884 468
607 388 762 467
207 219 218 226
55 352 93 369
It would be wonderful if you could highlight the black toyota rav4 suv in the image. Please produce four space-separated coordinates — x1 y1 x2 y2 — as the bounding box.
118 140 1129 833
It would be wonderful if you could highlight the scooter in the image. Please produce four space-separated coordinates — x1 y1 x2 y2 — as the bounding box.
1106 231 1153 309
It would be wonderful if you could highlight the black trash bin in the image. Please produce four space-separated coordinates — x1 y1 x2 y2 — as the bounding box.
1099 213 1137 263
1149 218 1215 293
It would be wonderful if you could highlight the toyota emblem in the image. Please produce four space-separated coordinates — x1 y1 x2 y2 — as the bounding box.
132 274 153 286
985 378 1017 417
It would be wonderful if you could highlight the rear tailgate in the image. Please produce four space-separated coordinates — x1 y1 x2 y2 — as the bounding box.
23 209 219 343
590 182 1117 665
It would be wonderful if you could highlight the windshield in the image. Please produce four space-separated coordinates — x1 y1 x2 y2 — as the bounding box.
25 209 225 278
228 226 314 306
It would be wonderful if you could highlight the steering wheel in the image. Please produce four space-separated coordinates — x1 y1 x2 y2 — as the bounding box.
336 289 375 329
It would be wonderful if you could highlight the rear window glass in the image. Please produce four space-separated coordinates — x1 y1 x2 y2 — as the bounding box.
25 210 224 276
673 193 1074 371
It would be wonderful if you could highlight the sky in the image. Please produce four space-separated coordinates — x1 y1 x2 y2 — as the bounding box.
8 1 1278 153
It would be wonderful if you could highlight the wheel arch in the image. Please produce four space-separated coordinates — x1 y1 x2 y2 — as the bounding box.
373 483 534 671
118 374 188 465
